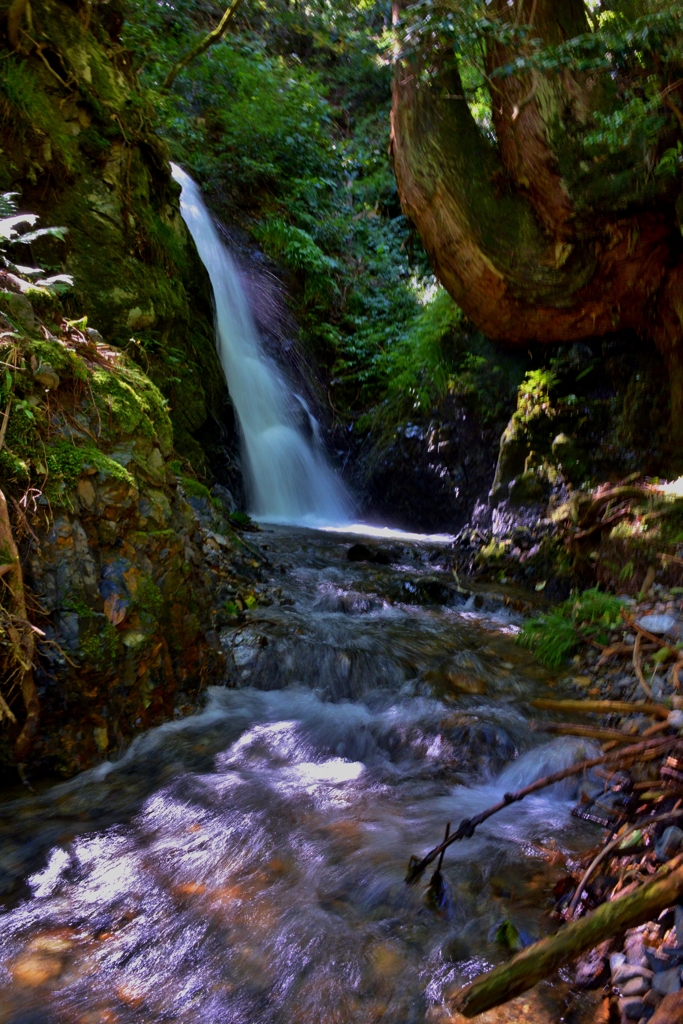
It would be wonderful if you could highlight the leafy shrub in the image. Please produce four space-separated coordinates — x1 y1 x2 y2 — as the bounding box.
518 587 626 669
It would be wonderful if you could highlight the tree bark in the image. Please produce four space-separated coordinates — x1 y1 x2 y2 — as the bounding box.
390 0 683 436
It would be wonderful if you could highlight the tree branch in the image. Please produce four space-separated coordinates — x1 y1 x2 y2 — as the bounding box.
161 0 244 93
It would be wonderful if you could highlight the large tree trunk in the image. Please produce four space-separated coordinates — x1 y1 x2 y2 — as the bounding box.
390 0 683 437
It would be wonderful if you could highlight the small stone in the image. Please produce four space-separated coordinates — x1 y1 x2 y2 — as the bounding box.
636 614 678 635
86 327 105 345
652 967 681 996
613 964 653 986
655 826 683 863
625 930 649 967
620 975 651 996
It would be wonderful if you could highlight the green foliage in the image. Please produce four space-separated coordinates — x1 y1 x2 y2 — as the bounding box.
122 0 427 420
398 1 683 198
0 192 69 280
518 587 626 669
253 218 338 304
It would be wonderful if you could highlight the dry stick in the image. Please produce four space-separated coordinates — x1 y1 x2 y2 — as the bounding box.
530 720 641 746
567 807 683 920
404 736 680 885
0 398 11 452
659 552 683 569
531 698 670 720
633 633 653 699
162 0 245 92
451 853 683 1018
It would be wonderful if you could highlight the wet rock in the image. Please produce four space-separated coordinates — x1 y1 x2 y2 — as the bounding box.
347 543 390 565
655 826 683 862
0 289 34 330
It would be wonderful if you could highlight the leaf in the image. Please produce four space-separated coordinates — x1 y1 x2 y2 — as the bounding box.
36 274 74 293
0 213 38 240
11 226 68 245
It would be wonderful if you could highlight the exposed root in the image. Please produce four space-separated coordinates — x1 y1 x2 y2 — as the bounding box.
0 488 40 763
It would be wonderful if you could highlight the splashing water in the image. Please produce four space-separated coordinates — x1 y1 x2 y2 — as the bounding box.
172 164 352 526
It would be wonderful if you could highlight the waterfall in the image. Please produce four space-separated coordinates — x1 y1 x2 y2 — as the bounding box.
172 165 353 526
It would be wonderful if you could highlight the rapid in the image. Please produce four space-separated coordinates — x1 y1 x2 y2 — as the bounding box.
0 526 604 1024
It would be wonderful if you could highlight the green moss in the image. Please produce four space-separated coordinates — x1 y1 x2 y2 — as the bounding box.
91 361 172 448
45 439 134 491
180 475 212 502
134 573 163 622
80 622 122 669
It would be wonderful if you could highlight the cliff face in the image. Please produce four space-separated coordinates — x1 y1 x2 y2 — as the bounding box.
0 0 258 776
0 0 240 488
0 286 239 775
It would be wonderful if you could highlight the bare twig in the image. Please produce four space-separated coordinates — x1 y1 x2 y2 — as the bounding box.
405 736 680 885
633 633 653 698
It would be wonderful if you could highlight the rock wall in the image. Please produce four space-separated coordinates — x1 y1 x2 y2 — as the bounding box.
0 285 251 776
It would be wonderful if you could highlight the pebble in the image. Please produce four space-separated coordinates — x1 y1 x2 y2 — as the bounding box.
613 964 653 986
619 975 651 996
636 614 678 635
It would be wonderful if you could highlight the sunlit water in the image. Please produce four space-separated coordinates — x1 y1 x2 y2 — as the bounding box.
0 528 603 1023
171 165 352 525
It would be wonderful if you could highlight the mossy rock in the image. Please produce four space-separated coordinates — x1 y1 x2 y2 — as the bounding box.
508 470 550 507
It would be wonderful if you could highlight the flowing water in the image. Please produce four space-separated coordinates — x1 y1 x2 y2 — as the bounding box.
171 165 352 526
0 527 604 1024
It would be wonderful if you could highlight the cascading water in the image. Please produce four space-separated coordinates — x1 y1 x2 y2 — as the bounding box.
171 164 352 526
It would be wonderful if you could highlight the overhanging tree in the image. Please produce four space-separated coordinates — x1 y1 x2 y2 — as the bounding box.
390 0 683 437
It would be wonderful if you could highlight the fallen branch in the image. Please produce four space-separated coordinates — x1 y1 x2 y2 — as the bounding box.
633 633 653 698
404 737 680 885
531 698 670 720
162 0 244 92
530 720 640 745
450 853 683 1018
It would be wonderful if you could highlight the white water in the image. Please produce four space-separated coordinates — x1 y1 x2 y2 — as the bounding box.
172 164 352 525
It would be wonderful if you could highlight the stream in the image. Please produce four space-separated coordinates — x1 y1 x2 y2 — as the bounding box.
0 526 605 1024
